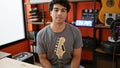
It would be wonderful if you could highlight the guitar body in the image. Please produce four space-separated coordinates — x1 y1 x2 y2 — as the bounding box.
98 0 120 23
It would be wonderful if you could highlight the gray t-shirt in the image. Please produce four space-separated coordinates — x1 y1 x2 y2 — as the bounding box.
36 23 83 64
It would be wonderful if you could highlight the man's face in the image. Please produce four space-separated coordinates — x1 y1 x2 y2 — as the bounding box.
50 4 67 24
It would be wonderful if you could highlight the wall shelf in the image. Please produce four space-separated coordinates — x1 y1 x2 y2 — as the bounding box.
28 22 44 25
95 24 110 29
26 0 100 4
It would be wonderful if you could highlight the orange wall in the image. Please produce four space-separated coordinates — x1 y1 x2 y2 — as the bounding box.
76 2 101 20
68 3 74 22
76 2 101 61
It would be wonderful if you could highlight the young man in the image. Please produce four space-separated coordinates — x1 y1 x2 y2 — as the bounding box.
36 0 83 68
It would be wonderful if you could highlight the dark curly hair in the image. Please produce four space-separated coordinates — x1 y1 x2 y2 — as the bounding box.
48 0 71 13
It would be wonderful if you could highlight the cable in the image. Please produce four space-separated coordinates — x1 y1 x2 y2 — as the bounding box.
112 43 117 68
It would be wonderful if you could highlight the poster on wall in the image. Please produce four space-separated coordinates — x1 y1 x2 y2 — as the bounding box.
0 0 26 49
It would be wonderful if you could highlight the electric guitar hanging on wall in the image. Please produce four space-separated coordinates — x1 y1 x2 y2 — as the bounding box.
55 37 66 68
98 0 120 23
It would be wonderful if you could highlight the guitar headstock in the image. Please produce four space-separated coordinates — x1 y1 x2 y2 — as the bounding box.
55 37 66 59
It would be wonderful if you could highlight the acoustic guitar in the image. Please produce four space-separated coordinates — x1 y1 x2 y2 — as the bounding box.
55 37 66 68
98 0 120 23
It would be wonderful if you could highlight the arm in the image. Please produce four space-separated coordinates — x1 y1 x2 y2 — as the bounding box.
70 48 82 68
38 54 52 68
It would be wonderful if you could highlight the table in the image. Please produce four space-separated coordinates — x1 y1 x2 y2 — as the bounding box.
0 51 11 59
0 57 43 68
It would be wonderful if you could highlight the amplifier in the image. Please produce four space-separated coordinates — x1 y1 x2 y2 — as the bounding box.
82 37 97 50
82 9 98 21
105 13 120 26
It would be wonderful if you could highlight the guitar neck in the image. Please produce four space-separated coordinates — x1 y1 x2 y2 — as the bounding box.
57 59 64 68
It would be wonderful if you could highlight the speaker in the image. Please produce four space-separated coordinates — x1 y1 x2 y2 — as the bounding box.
105 13 116 26
82 9 98 21
116 14 120 20
82 37 97 50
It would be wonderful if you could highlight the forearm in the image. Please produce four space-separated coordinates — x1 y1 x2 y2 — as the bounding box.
70 48 82 68
38 54 52 68
70 56 81 68
40 58 52 68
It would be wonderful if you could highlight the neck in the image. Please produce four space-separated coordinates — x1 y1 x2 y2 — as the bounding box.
50 22 66 32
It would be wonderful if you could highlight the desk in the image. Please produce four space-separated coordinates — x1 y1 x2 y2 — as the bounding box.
0 57 42 68
0 51 11 59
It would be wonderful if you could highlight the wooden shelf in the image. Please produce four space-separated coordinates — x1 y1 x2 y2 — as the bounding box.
95 24 110 29
95 48 120 56
25 0 51 4
25 2 49 5
28 22 44 24
25 0 100 4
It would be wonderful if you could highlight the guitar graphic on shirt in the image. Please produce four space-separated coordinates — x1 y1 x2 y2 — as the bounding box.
98 0 120 23
55 37 66 68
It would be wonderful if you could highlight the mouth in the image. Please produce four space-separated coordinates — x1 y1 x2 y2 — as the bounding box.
56 17 63 20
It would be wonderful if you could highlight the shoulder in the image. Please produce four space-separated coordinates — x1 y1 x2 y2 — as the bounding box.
67 23 82 37
67 23 80 32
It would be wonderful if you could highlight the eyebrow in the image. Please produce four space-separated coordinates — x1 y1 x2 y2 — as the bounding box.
53 7 67 10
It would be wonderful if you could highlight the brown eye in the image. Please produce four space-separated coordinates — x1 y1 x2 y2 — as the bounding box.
54 9 59 12
61 9 67 12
